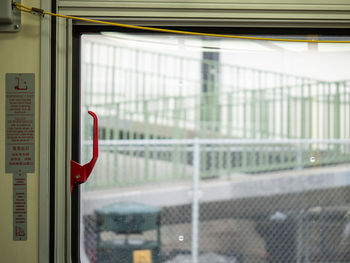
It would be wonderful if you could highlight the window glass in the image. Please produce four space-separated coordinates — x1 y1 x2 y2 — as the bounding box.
80 33 350 263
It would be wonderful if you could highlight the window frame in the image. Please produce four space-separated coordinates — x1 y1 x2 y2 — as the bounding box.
70 26 350 263
51 4 350 263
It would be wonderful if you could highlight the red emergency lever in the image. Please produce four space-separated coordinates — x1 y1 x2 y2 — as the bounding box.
71 111 99 193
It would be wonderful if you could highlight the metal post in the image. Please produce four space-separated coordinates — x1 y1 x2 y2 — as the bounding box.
192 138 200 263
143 101 150 180
296 143 303 170
296 212 303 263
200 46 220 133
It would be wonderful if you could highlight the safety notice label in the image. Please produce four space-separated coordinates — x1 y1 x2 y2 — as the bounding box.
5 73 35 241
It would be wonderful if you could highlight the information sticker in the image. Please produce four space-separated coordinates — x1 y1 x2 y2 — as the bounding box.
5 73 35 241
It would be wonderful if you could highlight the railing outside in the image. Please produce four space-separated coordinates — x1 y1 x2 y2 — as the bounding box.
82 39 350 141
81 39 350 192
83 139 350 190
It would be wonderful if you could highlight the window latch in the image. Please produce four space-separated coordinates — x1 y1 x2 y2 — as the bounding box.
71 111 99 193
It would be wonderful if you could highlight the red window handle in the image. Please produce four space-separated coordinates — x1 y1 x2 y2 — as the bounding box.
71 111 99 193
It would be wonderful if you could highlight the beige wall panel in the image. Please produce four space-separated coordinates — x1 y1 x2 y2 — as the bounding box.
0 0 40 262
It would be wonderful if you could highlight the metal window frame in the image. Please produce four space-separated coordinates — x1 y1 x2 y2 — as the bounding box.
51 2 350 263
58 0 350 28
39 0 52 262
54 17 73 263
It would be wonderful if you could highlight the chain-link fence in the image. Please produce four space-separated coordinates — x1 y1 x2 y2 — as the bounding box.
81 139 350 263
80 34 350 263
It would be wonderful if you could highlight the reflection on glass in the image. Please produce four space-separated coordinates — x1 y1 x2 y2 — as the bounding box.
80 33 350 263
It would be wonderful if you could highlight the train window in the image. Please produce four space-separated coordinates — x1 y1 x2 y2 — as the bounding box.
78 32 350 263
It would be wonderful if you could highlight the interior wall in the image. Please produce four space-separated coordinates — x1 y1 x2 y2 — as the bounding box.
0 0 40 261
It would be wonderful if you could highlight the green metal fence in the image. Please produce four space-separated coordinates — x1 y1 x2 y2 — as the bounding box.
83 139 350 190
81 38 350 190
82 40 350 141
84 82 350 140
